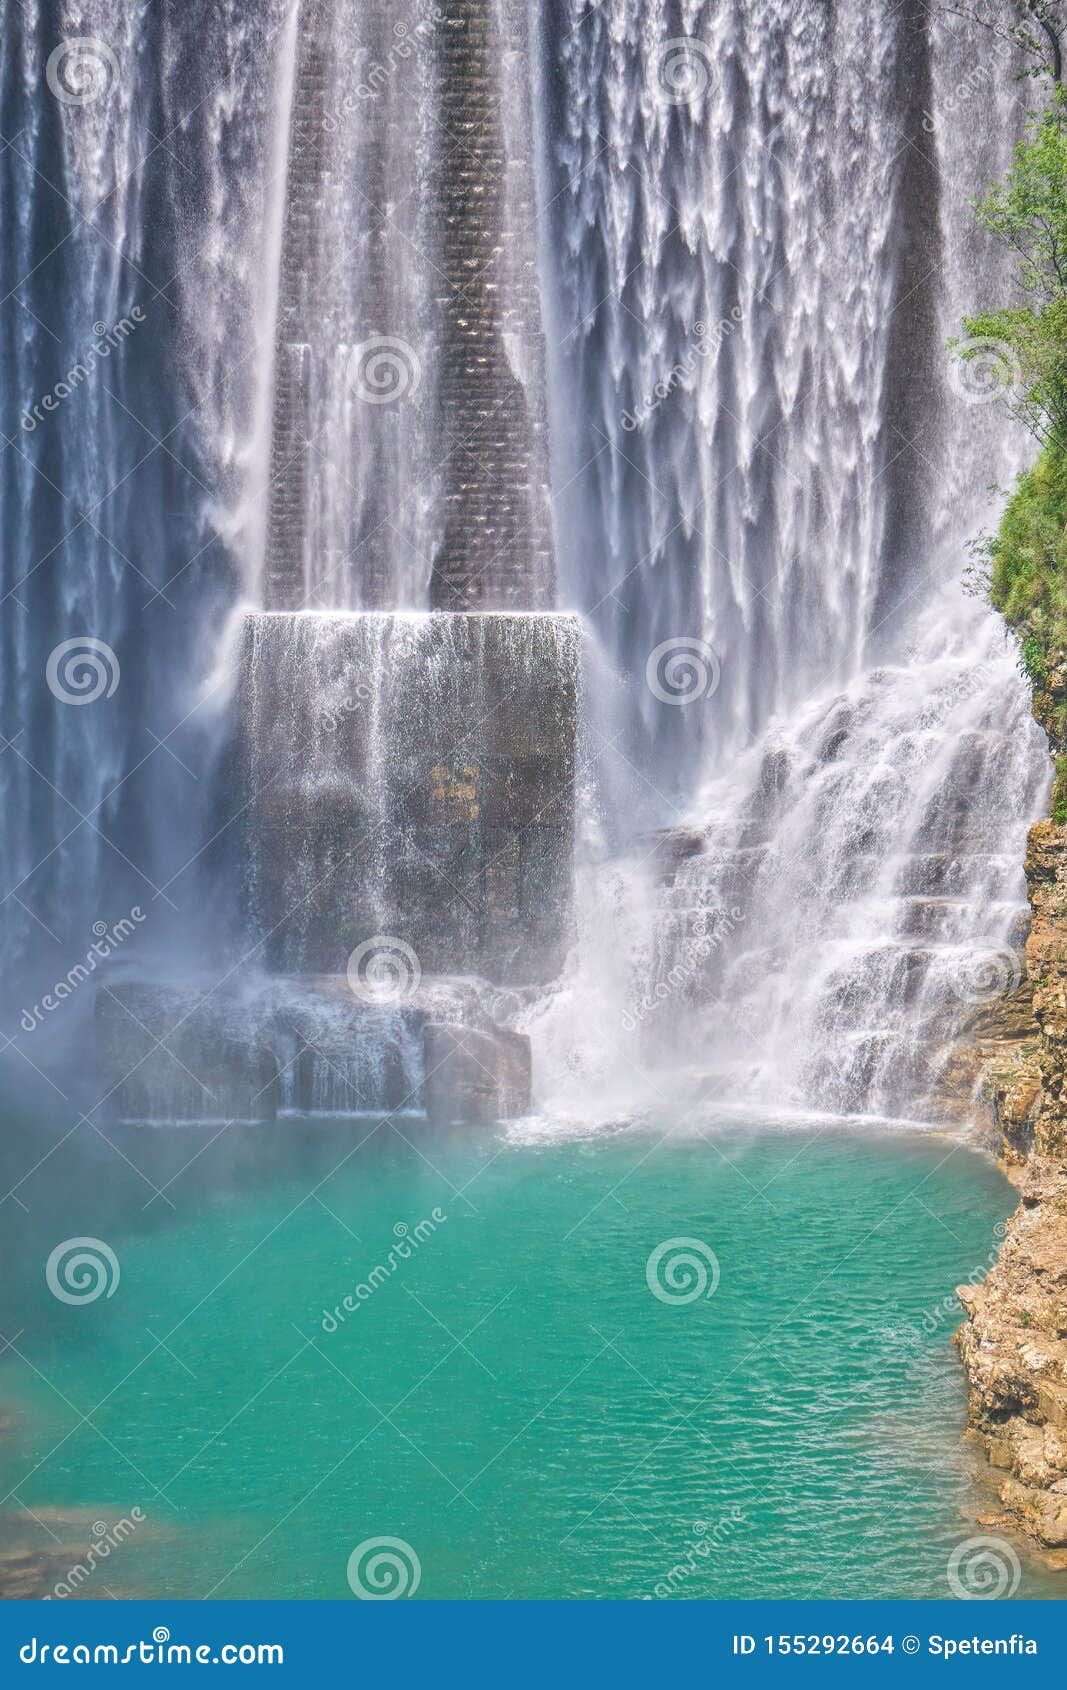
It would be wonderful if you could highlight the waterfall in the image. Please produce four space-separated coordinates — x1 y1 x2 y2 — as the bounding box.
0 0 1052 1131
531 0 1051 1124
0 0 289 995
264 0 553 611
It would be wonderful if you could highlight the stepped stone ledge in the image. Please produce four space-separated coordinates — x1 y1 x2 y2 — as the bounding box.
954 814 1067 1557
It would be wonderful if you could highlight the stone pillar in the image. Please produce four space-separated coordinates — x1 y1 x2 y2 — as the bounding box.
431 0 554 610
263 0 554 611
241 610 579 983
265 0 330 611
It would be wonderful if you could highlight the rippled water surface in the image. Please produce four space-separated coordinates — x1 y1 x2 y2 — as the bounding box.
3 1122 1063 1599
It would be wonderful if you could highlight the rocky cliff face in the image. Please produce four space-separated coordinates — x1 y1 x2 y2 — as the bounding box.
955 666 1067 1552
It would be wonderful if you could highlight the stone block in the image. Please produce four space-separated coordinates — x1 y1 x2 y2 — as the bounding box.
95 982 281 1125
423 1021 531 1124
241 611 579 984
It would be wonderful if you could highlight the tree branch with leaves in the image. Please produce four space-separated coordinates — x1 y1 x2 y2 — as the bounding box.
940 1 1066 81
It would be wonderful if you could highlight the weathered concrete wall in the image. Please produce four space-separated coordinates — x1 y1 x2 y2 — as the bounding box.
265 1 329 611
431 0 554 609
241 610 579 982
95 975 533 1124
264 0 553 611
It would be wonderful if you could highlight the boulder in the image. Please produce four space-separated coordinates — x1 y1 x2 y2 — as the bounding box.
423 1022 531 1125
95 982 280 1125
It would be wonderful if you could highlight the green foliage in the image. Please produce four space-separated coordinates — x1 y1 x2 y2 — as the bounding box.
1053 753 1067 820
961 94 1067 443
982 445 1067 628
1022 631 1048 684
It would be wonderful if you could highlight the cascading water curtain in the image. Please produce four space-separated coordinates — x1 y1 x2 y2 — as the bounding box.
0 1 287 1015
534 0 1050 1122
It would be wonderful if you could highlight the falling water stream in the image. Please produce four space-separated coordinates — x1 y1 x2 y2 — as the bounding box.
0 1 1050 1125
0 0 1062 1604
528 0 1050 1125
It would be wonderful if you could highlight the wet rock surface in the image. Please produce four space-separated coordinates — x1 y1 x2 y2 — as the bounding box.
241 611 579 986
961 817 1067 1552
955 1161 1067 1549
95 974 532 1127
423 1021 532 1124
